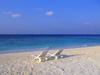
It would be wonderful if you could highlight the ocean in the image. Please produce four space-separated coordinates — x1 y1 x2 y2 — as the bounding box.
0 34 100 53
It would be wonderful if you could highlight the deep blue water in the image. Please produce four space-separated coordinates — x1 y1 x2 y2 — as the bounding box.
0 35 100 53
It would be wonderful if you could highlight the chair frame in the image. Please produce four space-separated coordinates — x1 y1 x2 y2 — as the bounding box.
47 49 63 60
33 51 48 62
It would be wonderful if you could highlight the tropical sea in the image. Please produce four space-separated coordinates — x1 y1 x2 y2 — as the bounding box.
0 34 100 53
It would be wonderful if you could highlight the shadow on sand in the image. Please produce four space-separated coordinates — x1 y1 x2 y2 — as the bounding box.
62 54 82 58
46 54 83 61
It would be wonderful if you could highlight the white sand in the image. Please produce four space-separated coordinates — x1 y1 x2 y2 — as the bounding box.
0 46 100 75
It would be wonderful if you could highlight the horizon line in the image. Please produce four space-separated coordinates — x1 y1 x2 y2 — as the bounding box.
0 34 100 36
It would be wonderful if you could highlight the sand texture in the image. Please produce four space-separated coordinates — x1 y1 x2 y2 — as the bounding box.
0 46 100 75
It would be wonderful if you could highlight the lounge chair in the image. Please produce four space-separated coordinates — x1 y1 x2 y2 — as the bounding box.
32 51 48 62
47 49 63 60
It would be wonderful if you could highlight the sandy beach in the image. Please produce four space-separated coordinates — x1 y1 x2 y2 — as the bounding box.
0 46 100 75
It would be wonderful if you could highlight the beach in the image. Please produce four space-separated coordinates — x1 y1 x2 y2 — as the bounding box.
0 46 100 75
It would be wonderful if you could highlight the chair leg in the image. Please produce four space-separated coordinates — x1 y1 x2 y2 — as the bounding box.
55 56 58 60
60 55 64 58
45 57 48 61
38 58 42 62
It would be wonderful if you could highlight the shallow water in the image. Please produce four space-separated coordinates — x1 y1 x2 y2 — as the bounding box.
0 35 100 53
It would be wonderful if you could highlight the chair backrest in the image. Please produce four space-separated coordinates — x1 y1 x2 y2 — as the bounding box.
54 49 63 55
39 51 48 57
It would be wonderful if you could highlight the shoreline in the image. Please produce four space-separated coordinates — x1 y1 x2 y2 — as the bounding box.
0 45 100 55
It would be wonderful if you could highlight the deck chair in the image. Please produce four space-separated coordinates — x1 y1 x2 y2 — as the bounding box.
33 51 48 62
47 49 63 60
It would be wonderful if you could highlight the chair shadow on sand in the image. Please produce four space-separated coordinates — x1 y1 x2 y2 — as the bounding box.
62 54 82 58
45 54 83 62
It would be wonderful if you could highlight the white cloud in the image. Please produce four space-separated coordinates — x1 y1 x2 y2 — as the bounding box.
2 11 21 18
45 11 54 16
11 13 21 18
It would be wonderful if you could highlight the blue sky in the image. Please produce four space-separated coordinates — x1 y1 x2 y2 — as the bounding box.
0 0 100 34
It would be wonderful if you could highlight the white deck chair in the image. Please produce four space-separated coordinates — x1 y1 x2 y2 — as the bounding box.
33 51 48 62
47 49 63 60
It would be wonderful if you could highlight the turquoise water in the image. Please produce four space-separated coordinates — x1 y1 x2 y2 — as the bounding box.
0 35 100 53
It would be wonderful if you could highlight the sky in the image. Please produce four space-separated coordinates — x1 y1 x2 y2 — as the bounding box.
0 0 100 34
